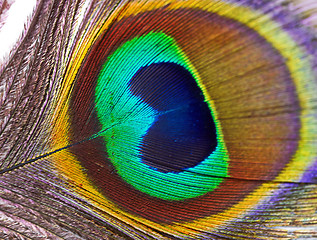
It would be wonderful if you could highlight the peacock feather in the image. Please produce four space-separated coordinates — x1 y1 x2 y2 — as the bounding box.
0 0 317 239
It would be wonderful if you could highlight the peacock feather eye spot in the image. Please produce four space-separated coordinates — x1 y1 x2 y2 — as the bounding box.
46 1 317 236
128 62 218 173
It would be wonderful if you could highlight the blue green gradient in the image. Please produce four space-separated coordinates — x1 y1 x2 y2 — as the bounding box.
95 32 229 200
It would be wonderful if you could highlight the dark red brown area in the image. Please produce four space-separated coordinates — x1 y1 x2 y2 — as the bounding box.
71 137 260 223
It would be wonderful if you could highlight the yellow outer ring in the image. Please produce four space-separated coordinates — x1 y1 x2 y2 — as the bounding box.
52 0 317 237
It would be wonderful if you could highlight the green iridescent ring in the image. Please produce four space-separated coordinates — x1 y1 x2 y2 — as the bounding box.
94 32 229 200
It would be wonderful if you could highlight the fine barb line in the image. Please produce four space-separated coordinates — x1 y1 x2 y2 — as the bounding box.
1 112 315 186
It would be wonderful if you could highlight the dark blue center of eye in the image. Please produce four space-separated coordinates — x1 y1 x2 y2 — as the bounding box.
128 62 217 173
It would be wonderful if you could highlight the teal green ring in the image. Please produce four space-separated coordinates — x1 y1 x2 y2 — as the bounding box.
95 32 229 200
